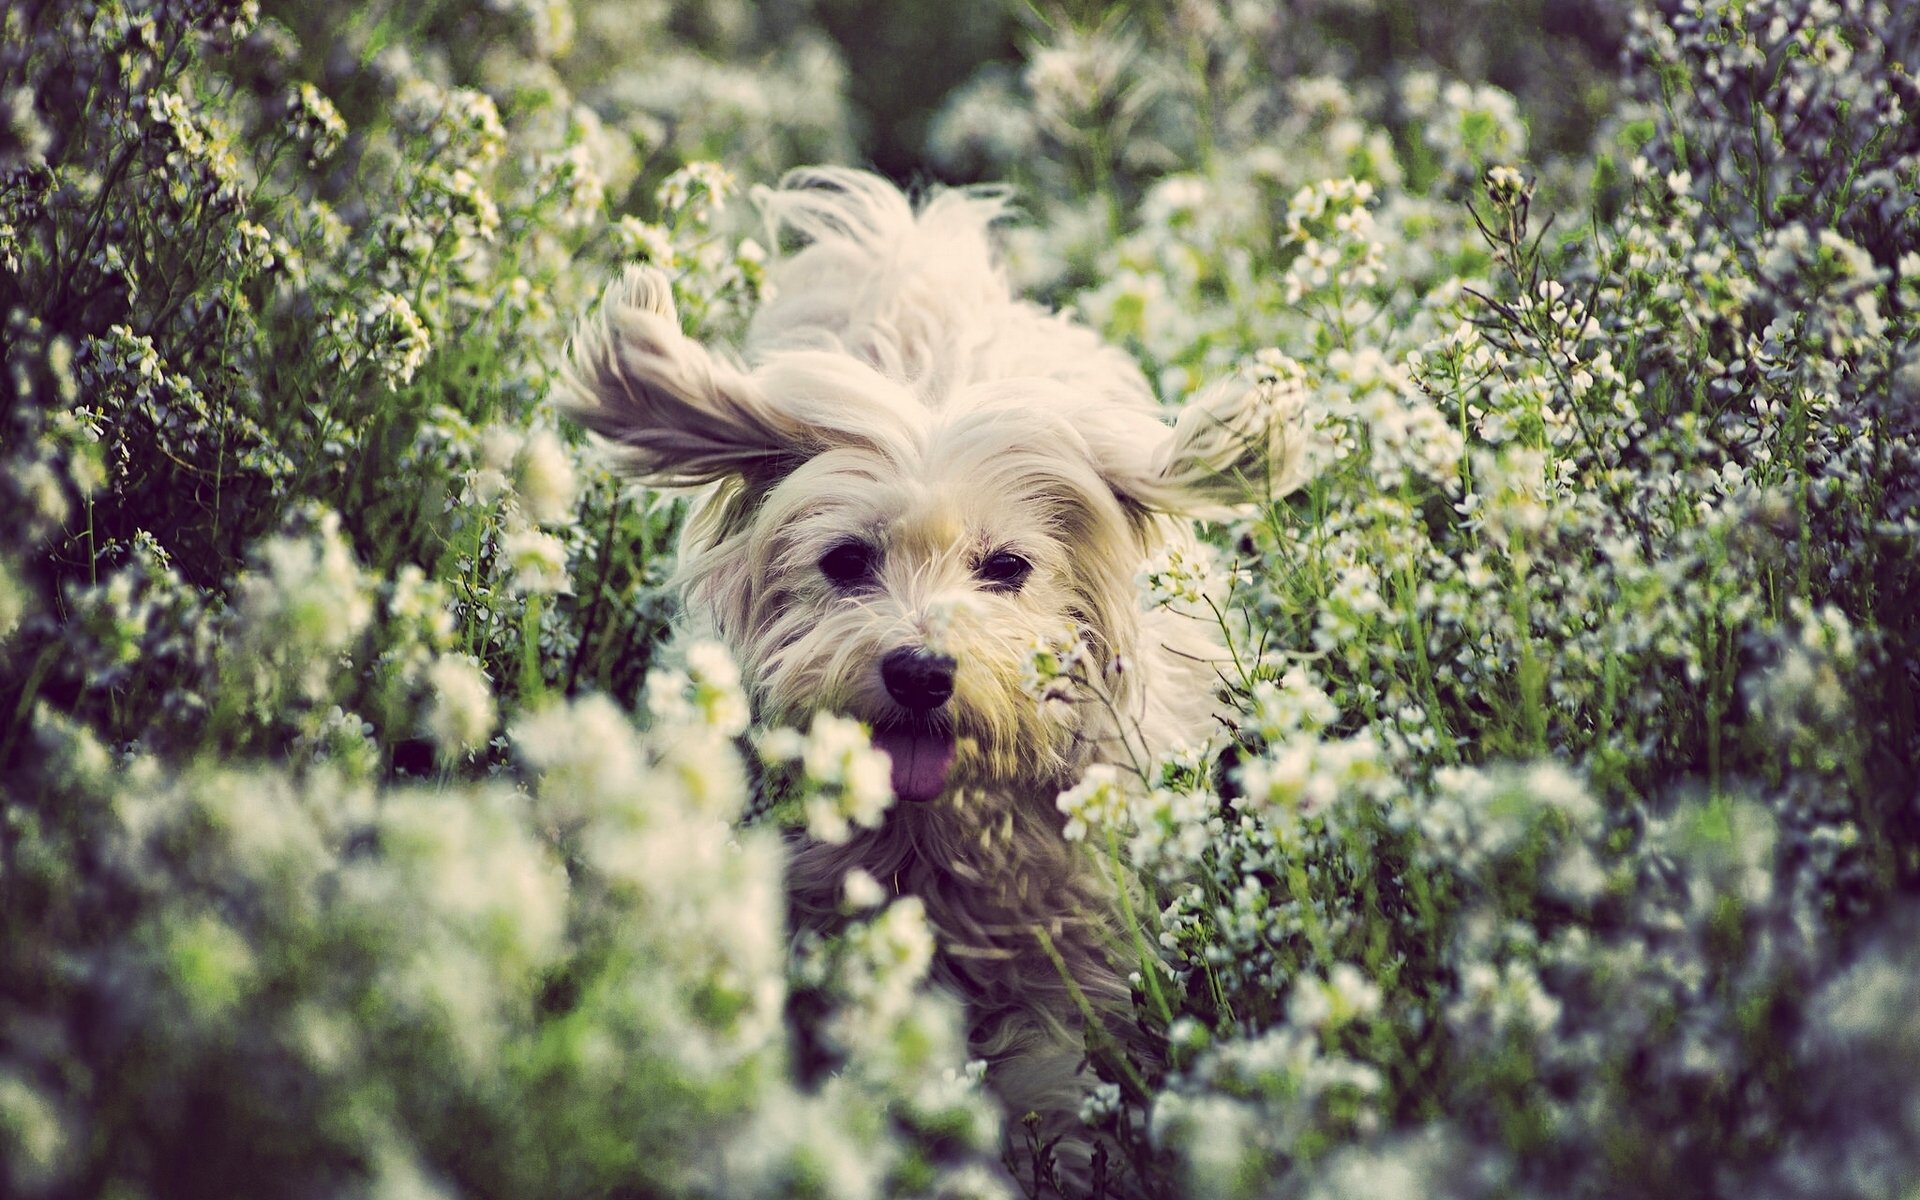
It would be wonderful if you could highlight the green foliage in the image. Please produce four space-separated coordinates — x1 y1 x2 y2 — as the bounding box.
980 1 1919 1194
3 1 1919 1198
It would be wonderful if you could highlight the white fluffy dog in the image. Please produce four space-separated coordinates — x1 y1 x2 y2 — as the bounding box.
565 167 1301 1185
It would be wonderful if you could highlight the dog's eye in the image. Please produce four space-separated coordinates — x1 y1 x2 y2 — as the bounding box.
819 541 877 588
976 550 1032 592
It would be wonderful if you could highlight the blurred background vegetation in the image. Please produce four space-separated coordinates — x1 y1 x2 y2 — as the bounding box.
821 0 1625 184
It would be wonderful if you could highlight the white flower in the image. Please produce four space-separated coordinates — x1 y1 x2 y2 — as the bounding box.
361 785 569 994
353 292 432 390
656 161 736 224
537 142 605 228
428 165 500 242
722 1080 888 1200
684 639 741 693
682 640 751 737
614 216 677 265
1450 960 1562 1041
0 87 51 169
926 72 1040 174
1056 763 1128 842
788 712 893 844
394 80 505 170
1022 622 1092 707
842 867 886 911
1079 1081 1123 1125
1150 1092 1263 1198
511 693 646 816
286 82 346 163
1485 164 1528 206
1288 975 1334 1030
422 654 496 757
513 428 577 525
499 527 569 595
236 510 374 698
847 896 936 992
0 1069 66 1181
1139 539 1237 614
1247 669 1338 741
0 556 25 643
1328 962 1383 1021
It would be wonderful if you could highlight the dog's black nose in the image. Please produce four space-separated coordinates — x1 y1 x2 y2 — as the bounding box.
881 647 956 712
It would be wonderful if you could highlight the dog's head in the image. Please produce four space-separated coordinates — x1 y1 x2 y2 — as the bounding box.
565 195 1301 805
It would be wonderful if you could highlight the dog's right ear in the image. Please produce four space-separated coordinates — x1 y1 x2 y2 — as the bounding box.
562 266 813 488
1084 373 1313 520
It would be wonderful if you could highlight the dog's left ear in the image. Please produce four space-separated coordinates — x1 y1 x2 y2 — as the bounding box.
562 265 814 488
1094 376 1312 518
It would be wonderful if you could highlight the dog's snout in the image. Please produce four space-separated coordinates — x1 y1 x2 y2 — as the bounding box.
881 647 956 711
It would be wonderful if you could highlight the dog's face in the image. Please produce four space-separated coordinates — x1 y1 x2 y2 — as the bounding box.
566 264 1296 804
719 382 1153 801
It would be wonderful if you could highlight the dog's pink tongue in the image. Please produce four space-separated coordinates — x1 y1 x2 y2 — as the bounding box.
872 728 957 803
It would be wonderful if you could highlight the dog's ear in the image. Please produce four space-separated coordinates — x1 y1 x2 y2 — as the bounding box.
1091 375 1312 518
562 266 813 487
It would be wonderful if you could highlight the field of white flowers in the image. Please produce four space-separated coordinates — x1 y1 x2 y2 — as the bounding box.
2 0 1917 1196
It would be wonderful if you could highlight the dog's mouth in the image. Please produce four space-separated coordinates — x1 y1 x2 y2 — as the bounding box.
869 719 957 803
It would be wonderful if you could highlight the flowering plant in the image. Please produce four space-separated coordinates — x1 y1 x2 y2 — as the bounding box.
4 1 1918 1197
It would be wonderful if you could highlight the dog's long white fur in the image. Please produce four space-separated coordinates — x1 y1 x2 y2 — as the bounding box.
565 167 1306 1188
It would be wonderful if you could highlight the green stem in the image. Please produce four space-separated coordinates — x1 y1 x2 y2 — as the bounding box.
0 642 64 769
518 591 544 702
1104 825 1172 1026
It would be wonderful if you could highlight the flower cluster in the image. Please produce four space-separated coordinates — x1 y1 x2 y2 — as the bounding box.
920 0 1920 1193
0 6 985 1192
4 0 1919 1196
759 712 895 844
1137 538 1235 614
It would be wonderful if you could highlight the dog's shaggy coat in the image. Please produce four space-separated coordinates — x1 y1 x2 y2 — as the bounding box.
565 167 1302 1184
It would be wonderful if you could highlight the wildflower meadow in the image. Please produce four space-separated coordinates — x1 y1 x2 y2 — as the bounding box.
3 0 1917 1197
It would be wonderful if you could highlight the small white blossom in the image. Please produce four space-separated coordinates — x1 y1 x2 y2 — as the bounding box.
513 428 577 525
286 82 346 163
791 713 893 844
343 292 432 390
1485 164 1528 206
1022 622 1093 708
614 216 677 265
842 867 887 912
656 161 736 225
0 556 25 643
1139 539 1237 614
1056 763 1128 842
1079 1081 1123 1125
235 510 375 699
422 654 496 758
498 527 569 595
